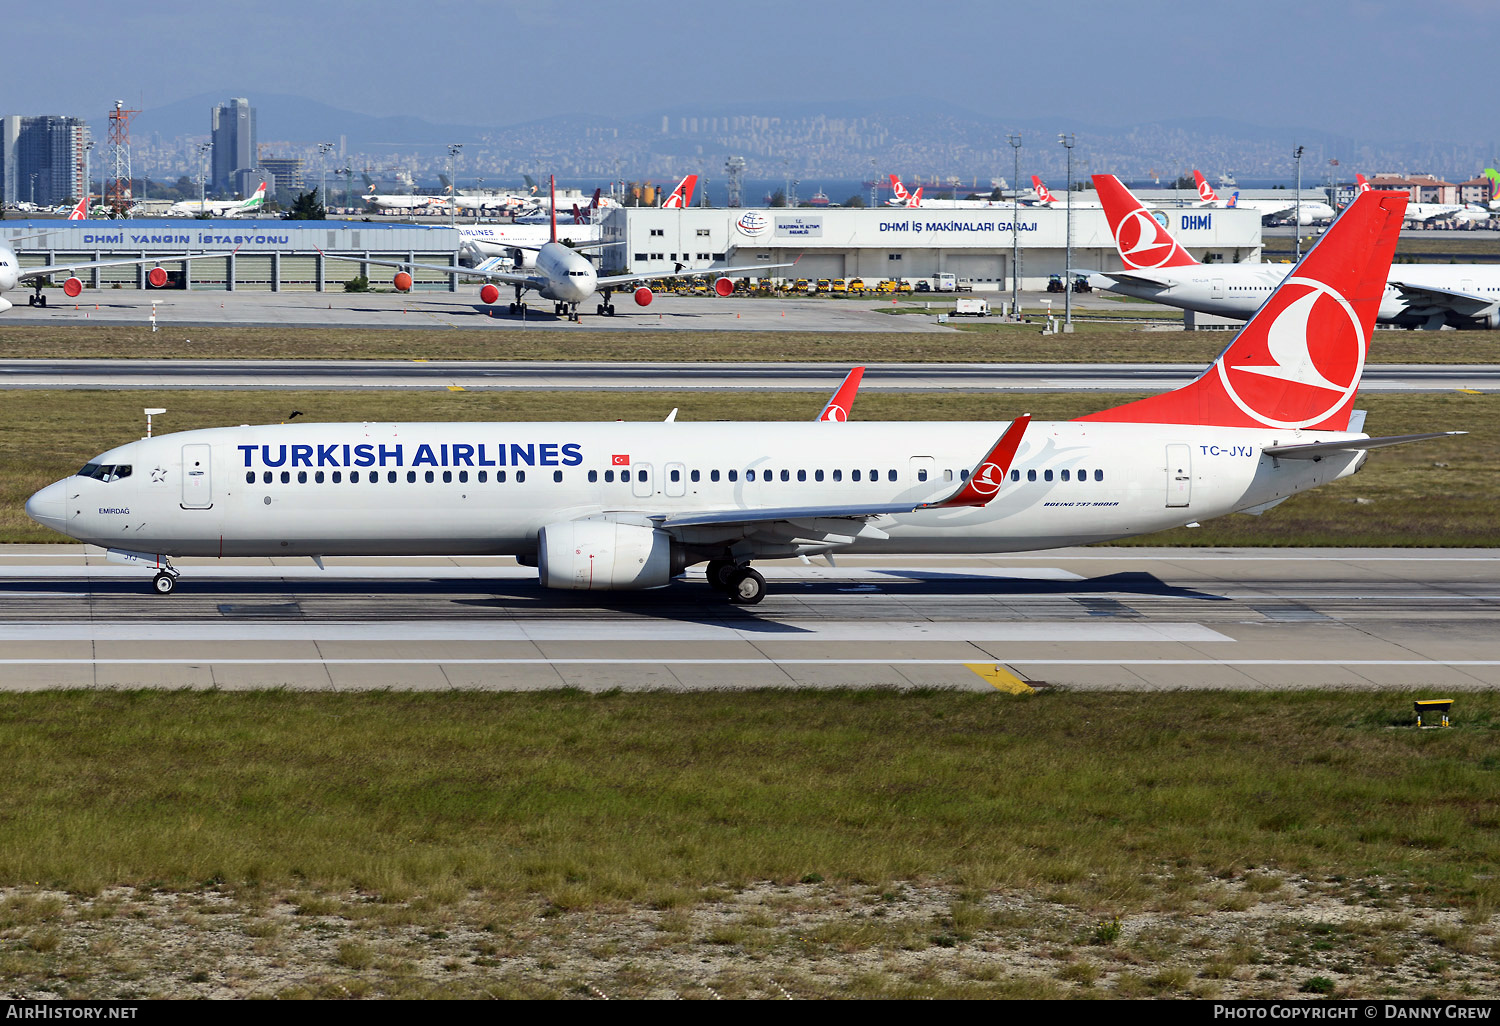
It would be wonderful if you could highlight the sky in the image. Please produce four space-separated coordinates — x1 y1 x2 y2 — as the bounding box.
7 0 1496 142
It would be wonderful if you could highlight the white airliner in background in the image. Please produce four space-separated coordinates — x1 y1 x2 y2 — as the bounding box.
165 182 268 218
329 176 792 319
1192 171 1334 224
1089 174 1500 329
1026 176 1102 209
0 235 231 312
1353 174 1489 225
26 189 1463 604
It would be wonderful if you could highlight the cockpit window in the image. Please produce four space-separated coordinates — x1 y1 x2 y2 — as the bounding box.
76 463 131 482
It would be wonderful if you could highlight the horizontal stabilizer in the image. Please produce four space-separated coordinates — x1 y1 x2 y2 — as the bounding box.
1263 432 1466 460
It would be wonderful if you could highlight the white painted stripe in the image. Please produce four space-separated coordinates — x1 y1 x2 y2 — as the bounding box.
0 620 1229 643
0 658 1494 666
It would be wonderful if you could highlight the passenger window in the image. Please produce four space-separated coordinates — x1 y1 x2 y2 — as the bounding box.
281 471 290 484
553 470 562 483
814 469 824 482
747 469 756 481
728 470 738 482
458 471 467 483
944 470 953 482
604 469 614 483
710 469 720 482
690 470 700 483
315 471 325 483
588 470 598 483
263 471 272 484
1027 469 1037 482
832 469 842 482
852 470 861 481
245 471 254 484
888 470 897 482
621 470 630 482
516 471 526 483
1010 469 1019 482
639 470 648 482
387 471 397 483
796 470 805 482
496 471 507 482
870 469 878 481
1094 469 1103 482
478 471 487 483
423 470 433 483
1060 469 1070 482
782 470 791 482
298 471 307 484
960 469 969 480
1044 470 1053 482
332 471 341 483
352 471 361 483
917 469 927 482
408 471 418 483
442 470 452 483
670 469 680 483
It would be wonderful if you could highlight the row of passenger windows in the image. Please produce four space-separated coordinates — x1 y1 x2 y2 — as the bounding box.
246 466 1108 486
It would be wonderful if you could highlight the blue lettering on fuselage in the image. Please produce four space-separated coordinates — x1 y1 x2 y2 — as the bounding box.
237 440 585 468
1199 444 1256 457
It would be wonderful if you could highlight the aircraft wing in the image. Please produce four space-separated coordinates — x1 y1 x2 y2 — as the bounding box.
596 257 797 290
319 251 538 288
1263 432 1466 460
1090 270 1176 290
18 251 233 281
645 416 1031 540
1389 280 1499 319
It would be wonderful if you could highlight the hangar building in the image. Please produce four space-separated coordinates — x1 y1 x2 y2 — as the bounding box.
601 205 1264 290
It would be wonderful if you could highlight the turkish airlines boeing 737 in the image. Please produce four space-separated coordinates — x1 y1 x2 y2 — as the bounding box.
1090 174 1500 330
25 189 1462 603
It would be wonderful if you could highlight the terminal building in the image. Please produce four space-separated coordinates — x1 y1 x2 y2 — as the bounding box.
600 205 1264 290
0 219 462 292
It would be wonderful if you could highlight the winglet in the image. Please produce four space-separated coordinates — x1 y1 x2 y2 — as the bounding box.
920 415 1031 509
817 367 865 422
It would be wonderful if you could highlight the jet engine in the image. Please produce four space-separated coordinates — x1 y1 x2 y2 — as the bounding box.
147 267 168 288
634 287 654 307
393 271 413 292
62 277 83 298
538 520 676 591
714 277 734 297
479 283 500 305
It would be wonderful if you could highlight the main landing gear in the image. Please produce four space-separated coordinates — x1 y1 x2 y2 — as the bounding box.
594 302 616 316
705 559 766 605
507 301 528 314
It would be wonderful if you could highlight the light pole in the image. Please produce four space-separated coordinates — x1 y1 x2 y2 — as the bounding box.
870 159 878 209
1059 133 1075 332
318 142 334 214
1293 145 1305 260
1008 133 1021 320
197 143 210 215
83 140 94 215
447 144 463 227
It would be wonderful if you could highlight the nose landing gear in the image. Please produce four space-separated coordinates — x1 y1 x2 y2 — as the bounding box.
152 566 180 595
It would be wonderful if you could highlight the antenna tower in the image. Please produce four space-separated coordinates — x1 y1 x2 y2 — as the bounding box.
725 156 745 208
106 100 139 215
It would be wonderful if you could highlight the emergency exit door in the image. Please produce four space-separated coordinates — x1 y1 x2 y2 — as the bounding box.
181 444 212 508
1165 444 1191 507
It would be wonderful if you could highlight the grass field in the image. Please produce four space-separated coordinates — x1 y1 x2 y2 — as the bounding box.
0 689 1496 998
0 389 1489 546
5 322 1500 364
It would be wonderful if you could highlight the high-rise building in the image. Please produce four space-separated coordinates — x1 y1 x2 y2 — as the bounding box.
0 115 87 206
257 156 305 192
211 97 256 195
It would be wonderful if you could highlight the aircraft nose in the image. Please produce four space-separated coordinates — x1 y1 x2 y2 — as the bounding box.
25 480 68 534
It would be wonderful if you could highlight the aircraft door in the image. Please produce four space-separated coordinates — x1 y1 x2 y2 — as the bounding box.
1212 278 1224 299
632 462 654 499
908 456 939 500
1165 443 1191 508
181 444 213 509
664 462 687 498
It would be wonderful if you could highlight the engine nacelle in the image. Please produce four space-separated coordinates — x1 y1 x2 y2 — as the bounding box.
633 286 654 307
714 276 734 297
62 277 83 298
393 271 413 292
538 521 674 591
147 267 168 288
479 283 500 305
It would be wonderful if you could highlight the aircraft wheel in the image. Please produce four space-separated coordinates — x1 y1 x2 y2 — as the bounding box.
724 567 766 605
605 304 616 317
705 559 733 592
38 294 46 308
596 304 605 315
508 302 516 314
27 295 36 307
152 572 177 596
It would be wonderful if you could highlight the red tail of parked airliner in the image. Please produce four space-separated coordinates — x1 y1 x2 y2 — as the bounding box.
889 175 911 203
1030 175 1058 205
662 174 698 208
1192 170 1218 203
1079 188 1407 431
1092 174 1199 271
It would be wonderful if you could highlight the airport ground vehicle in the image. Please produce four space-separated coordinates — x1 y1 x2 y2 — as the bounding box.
915 280 931 293
830 279 847 294
954 297 990 316
934 273 957 292
874 280 898 293
1072 275 1093 294
1047 274 1066 294
848 278 866 295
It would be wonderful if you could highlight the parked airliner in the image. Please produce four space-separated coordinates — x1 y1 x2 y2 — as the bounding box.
330 177 790 320
1192 171 1334 224
1089 175 1500 329
26 189 1462 604
0 236 231 312
165 182 267 218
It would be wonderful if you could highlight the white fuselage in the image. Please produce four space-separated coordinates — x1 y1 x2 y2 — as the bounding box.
458 224 602 259
0 244 20 298
1101 262 1500 329
28 419 1364 563
530 242 598 304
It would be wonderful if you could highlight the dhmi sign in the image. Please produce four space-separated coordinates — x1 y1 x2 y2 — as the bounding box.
775 215 823 238
1180 213 1213 231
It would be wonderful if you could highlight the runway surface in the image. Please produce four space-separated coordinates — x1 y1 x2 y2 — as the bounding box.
2 546 1495 691
2 359 1493 393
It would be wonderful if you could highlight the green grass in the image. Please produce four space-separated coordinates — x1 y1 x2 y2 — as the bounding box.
5 322 1500 363
1 689 1497 909
0 389 1491 545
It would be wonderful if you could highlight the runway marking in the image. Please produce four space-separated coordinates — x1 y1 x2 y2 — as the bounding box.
966 664 1034 694
0 621 1232 643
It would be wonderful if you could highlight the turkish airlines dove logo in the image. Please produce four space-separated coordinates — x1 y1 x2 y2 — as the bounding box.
968 462 1005 497
1114 209 1178 268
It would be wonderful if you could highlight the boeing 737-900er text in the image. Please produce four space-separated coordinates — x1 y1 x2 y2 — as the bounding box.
25 190 1464 604
328 176 791 320
1089 175 1500 330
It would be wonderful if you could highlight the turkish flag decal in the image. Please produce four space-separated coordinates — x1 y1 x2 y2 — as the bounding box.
611 454 630 466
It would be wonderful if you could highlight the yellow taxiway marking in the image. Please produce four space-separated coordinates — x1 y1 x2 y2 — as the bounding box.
965 663 1034 694
447 384 466 392
411 358 429 363
1457 388 1483 395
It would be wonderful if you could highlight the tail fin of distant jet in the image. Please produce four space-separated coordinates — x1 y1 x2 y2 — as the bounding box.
236 181 267 212
549 175 557 244
1079 188 1407 431
817 367 865 422
1356 173 1371 193
1192 170 1218 203
439 173 453 194
524 175 538 194
67 195 88 220
908 186 922 208
662 174 698 209
1227 192 1239 208
1092 174 1198 271
1031 175 1058 205
889 175 910 203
